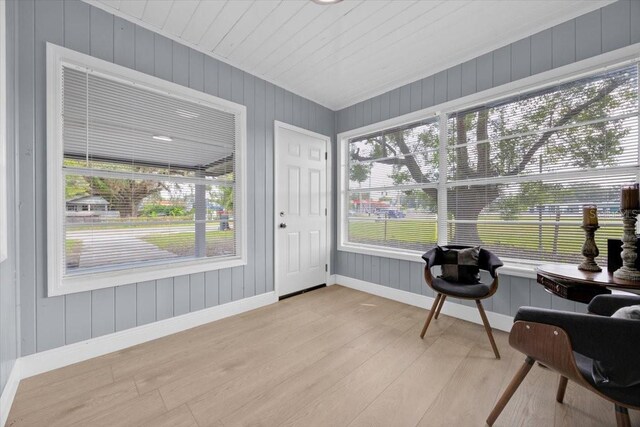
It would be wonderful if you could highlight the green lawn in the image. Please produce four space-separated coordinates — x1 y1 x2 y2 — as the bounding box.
142 230 235 257
349 219 437 244
65 239 82 268
348 215 624 262
475 221 622 254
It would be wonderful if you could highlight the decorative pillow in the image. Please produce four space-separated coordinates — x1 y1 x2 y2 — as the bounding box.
437 246 481 283
592 305 640 388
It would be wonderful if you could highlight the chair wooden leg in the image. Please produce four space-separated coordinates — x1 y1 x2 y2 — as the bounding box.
486 357 535 426
615 405 631 427
556 376 568 403
434 294 446 319
420 294 442 339
476 299 500 359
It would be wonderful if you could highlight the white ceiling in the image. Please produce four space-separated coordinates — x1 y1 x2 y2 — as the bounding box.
87 0 614 110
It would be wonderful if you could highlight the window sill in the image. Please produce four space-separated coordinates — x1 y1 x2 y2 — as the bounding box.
49 255 247 297
496 260 538 279
338 244 541 280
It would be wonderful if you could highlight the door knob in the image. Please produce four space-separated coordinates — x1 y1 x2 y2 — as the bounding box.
279 223 287 229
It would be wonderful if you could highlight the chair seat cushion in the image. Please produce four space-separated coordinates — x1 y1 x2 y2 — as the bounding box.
574 351 640 408
431 277 491 299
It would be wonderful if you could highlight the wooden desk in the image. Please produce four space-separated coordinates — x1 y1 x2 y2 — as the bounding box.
536 264 640 304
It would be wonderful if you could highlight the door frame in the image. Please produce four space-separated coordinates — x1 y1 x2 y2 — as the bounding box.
273 121 332 298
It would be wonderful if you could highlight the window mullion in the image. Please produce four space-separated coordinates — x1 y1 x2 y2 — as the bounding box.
195 170 207 258
446 166 640 188
350 183 438 192
637 62 640 182
63 166 235 187
437 114 448 246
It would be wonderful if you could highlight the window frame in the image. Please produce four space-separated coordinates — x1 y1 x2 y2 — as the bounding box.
338 45 640 278
46 43 247 297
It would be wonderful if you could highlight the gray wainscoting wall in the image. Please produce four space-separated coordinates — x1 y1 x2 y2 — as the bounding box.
334 0 640 317
14 0 334 356
0 0 19 396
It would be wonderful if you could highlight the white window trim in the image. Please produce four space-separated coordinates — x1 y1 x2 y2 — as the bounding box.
46 43 247 297
337 43 640 278
0 0 7 264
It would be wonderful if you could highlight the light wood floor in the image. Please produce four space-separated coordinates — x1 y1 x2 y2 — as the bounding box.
7 285 640 427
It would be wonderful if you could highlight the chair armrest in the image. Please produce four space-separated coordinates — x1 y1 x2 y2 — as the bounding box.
479 249 503 278
422 248 438 269
514 307 640 367
588 294 640 316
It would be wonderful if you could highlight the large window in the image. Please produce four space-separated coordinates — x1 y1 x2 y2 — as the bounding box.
447 65 638 264
345 119 440 253
47 44 246 296
340 62 639 267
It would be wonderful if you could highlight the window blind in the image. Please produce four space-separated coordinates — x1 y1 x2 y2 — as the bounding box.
346 119 439 252
61 65 240 276
446 64 639 264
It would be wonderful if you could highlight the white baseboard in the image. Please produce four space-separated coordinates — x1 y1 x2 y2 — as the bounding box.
0 359 21 427
0 291 277 426
20 291 277 379
331 274 514 332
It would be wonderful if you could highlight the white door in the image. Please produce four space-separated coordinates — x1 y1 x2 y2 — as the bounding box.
275 124 328 297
